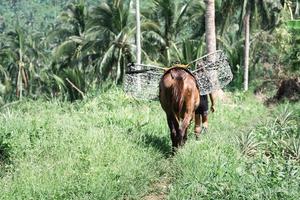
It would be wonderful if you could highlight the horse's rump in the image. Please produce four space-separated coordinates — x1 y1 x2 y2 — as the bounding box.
159 67 199 117
170 68 186 114
159 66 200 149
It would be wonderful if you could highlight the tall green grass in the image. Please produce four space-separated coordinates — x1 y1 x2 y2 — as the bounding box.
168 95 300 199
0 89 168 199
0 88 299 199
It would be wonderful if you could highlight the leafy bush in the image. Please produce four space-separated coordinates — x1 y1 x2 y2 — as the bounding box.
252 104 300 160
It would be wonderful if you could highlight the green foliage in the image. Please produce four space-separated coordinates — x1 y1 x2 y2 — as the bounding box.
0 0 299 101
0 1 299 199
0 89 166 199
1 89 299 199
87 0 134 84
141 0 195 65
0 0 62 32
168 94 300 199
285 20 300 71
253 104 300 160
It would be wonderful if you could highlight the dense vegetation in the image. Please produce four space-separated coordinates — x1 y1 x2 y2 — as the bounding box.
0 89 299 199
0 0 299 103
0 0 299 199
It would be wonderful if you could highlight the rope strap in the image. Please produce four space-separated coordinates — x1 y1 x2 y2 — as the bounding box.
130 50 223 72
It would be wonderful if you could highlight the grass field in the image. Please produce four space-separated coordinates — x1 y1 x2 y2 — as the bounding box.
1 88 299 199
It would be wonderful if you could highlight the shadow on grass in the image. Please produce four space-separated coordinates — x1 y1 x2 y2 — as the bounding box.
139 133 172 158
125 122 172 157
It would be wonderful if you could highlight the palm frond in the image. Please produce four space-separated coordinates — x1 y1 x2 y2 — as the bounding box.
99 44 116 76
53 39 78 62
237 131 261 157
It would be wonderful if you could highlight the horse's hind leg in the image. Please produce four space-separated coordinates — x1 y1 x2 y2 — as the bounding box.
180 112 193 146
167 115 179 151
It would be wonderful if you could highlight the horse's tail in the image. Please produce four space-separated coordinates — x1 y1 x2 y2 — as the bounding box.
170 69 186 114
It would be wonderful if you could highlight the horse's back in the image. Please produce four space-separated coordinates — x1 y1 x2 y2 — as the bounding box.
159 67 200 115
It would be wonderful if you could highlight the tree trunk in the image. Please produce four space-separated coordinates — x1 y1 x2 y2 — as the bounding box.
135 0 141 65
116 49 122 84
135 0 142 90
243 6 250 91
287 1 294 20
296 1 299 18
205 0 216 55
17 48 23 99
204 0 219 100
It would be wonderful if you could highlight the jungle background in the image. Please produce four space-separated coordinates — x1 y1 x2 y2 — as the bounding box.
0 0 299 199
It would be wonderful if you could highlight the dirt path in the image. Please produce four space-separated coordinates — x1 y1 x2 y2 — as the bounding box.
143 175 170 200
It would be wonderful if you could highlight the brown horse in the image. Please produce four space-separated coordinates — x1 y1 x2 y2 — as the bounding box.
159 67 200 150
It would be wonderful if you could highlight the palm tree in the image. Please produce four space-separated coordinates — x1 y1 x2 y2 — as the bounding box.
0 25 50 101
135 0 141 66
85 0 134 84
50 1 88 100
0 35 12 103
135 0 142 90
141 0 191 66
204 0 216 55
1 26 28 100
241 0 284 91
243 1 250 91
203 0 218 108
211 0 284 89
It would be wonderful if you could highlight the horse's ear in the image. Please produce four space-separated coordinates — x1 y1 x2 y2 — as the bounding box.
170 69 175 79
